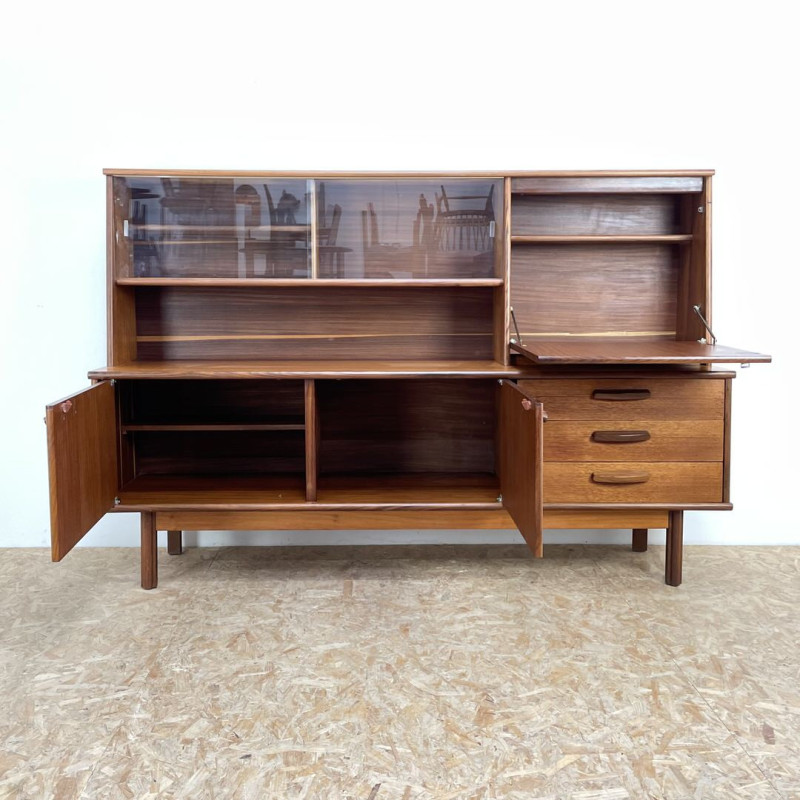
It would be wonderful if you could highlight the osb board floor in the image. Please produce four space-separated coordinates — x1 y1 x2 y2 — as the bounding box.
0 546 798 800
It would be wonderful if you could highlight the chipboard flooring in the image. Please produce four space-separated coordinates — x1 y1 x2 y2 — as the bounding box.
0 545 798 799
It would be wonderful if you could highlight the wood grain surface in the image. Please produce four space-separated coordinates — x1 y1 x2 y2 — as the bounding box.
46 382 118 561
90 360 521 380
511 243 679 337
512 340 771 365
520 377 725 420
511 194 690 236
134 286 494 360
544 462 723 504
499 381 544 557
544 419 724 461
510 176 704 194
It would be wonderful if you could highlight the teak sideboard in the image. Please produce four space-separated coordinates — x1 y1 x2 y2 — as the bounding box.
45 170 770 589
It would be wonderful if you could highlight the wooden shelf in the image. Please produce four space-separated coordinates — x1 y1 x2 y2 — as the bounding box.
511 340 772 365
131 239 241 247
90 360 523 380
121 422 305 432
316 473 501 507
129 224 309 234
510 235 693 244
117 475 307 509
116 473 501 511
116 277 504 287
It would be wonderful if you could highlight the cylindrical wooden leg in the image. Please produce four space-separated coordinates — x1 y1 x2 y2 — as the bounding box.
141 512 158 590
632 528 648 552
167 530 183 555
665 510 684 587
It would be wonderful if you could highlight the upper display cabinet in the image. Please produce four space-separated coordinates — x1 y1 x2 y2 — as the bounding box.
113 176 313 279
112 175 502 282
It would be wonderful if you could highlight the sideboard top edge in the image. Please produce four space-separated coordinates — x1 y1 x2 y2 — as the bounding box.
102 168 716 178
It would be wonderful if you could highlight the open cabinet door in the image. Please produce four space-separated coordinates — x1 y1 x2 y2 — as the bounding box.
499 380 544 557
510 340 771 365
46 382 118 561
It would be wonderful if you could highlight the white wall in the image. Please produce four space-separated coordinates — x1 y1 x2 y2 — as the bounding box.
1 0 797 548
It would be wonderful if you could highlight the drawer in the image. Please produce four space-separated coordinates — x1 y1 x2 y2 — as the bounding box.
544 462 723 504
519 378 724 421
544 420 724 462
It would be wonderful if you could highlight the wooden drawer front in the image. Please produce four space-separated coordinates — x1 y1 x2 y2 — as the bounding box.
544 420 724 462
519 378 724 421
544 462 723 504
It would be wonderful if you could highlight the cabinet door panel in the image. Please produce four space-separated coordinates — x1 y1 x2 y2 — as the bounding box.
499 380 544 557
46 382 118 560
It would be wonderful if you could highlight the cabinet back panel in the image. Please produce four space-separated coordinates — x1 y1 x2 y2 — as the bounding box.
511 195 686 236
135 287 494 360
318 379 495 474
511 244 678 336
122 380 304 424
133 430 305 476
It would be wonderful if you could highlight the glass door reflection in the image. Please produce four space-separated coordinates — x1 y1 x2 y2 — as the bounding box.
315 179 501 279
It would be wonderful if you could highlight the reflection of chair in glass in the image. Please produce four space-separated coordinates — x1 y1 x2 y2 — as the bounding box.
361 202 387 276
319 204 347 277
255 184 310 277
360 202 406 277
435 184 495 252
412 195 435 276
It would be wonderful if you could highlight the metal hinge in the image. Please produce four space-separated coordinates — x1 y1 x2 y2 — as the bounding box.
510 306 522 346
692 305 717 345
114 497 121 506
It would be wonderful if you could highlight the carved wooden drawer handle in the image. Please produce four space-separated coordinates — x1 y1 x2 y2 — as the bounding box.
591 430 651 443
591 471 650 485
592 389 651 401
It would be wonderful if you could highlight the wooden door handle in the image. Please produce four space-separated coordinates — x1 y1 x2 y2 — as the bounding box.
592 389 651 401
591 430 651 443
591 471 650 485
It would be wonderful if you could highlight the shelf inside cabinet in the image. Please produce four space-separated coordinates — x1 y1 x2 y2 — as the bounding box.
117 475 307 509
129 224 309 235
116 277 504 287
121 421 305 433
510 340 772 365
510 235 693 244
315 473 501 507
115 473 501 510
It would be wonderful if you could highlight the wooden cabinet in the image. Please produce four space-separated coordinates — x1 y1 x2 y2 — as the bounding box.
46 170 769 589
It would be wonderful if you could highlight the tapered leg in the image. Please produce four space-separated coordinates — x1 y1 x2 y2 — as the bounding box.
632 528 648 552
141 512 158 590
665 510 684 587
167 530 183 555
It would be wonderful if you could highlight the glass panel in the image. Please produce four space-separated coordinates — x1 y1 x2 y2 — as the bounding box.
114 176 311 278
316 179 501 279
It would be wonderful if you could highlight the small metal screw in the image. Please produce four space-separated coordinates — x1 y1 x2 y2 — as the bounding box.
698 206 704 213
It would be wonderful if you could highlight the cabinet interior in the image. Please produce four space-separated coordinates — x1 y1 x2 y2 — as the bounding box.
509 189 708 345
118 378 501 506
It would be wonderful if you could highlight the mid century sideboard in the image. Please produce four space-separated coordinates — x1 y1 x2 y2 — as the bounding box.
45 170 770 589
